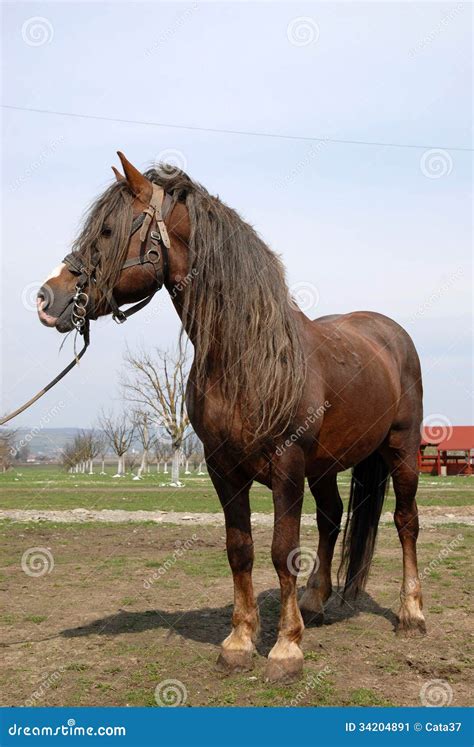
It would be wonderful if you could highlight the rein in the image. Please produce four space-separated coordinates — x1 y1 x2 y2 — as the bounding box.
0 185 171 427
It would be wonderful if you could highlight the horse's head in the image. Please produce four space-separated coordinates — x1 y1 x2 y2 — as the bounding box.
37 152 189 333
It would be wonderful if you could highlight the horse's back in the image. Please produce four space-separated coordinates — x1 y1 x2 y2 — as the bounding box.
313 310 419 370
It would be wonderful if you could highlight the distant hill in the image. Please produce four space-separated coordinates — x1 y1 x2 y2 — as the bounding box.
11 427 152 460
12 427 84 459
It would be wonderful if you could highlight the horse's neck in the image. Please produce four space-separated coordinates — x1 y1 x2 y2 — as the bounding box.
164 246 196 342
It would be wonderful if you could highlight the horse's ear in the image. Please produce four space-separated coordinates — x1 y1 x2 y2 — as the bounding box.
111 166 125 182
117 151 152 203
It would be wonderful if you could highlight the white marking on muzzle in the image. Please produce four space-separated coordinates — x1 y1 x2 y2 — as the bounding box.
44 263 66 283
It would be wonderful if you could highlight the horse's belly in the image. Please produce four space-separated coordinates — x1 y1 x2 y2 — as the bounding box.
306 372 399 473
308 415 393 473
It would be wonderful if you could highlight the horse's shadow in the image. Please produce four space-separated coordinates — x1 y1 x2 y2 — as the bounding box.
61 587 397 656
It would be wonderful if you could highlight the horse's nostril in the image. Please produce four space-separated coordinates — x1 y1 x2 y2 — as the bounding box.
37 287 50 311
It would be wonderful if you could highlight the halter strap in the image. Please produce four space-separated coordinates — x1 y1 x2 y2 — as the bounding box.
63 185 173 326
139 184 171 248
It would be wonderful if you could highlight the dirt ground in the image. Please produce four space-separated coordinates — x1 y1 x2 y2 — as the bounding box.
1 520 472 707
1 505 472 526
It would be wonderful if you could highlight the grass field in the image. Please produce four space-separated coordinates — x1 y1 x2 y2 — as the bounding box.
0 465 473 513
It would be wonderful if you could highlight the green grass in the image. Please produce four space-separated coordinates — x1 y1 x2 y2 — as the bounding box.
348 688 394 706
65 663 91 672
0 466 472 513
23 615 47 624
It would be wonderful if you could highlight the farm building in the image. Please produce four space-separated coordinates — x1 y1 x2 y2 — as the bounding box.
418 425 474 476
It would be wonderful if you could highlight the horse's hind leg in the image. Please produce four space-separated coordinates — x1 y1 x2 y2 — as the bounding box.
299 474 343 623
384 439 426 636
207 458 259 672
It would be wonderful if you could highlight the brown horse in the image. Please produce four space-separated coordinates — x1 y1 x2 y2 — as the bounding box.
37 152 426 683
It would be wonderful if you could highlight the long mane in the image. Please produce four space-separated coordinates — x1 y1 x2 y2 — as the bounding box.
145 167 307 448
74 165 307 447
71 181 134 307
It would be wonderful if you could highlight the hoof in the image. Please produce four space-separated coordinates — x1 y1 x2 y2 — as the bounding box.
396 616 427 637
216 648 254 674
264 656 303 684
300 606 325 627
299 586 328 627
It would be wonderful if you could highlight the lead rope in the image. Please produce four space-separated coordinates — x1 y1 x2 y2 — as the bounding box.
0 320 90 426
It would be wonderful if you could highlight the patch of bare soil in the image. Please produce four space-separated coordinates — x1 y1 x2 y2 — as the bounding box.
1 506 472 526
0 523 472 707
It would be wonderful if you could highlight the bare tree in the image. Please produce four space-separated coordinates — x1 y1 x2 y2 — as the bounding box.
78 429 102 474
0 428 17 472
182 431 199 474
123 348 190 485
153 439 168 474
99 411 135 477
125 451 139 474
95 432 109 474
195 440 206 475
60 442 78 472
60 434 85 473
16 444 30 462
132 410 156 479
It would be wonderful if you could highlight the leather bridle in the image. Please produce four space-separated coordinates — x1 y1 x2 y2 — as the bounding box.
62 184 172 332
0 184 173 427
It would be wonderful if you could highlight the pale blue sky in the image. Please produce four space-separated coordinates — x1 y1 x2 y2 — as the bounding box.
1 1 472 429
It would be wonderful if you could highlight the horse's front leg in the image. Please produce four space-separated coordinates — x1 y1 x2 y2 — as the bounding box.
207 459 259 672
265 445 305 683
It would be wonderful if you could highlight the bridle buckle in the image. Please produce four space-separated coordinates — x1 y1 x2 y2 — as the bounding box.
112 309 128 324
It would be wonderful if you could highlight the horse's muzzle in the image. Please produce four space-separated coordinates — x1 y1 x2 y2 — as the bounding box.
37 296 57 328
37 285 76 333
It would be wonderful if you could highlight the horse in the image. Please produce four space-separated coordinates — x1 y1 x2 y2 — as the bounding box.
37 152 426 683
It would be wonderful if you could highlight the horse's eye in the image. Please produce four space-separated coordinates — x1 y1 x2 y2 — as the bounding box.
101 226 112 237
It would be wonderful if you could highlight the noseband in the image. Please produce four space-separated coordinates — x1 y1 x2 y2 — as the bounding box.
62 184 171 332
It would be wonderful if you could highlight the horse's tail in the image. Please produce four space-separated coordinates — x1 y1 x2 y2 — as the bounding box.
338 452 390 597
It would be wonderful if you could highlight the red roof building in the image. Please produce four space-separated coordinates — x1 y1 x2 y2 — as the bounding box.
419 425 474 476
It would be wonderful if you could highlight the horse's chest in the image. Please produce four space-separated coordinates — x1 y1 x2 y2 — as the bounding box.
185 381 231 444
